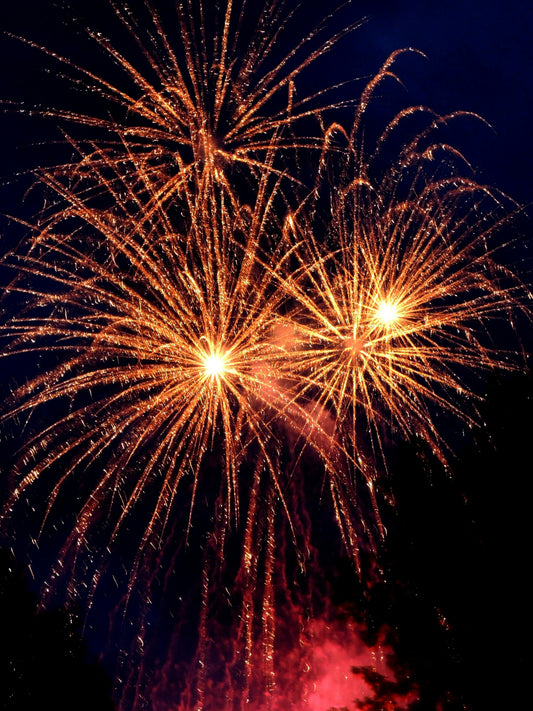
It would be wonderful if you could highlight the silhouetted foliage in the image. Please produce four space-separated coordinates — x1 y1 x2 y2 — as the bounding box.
329 368 532 710
0 548 116 710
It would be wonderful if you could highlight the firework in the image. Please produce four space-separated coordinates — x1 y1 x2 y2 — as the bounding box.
283 161 525 461
1 161 298 565
7 0 364 209
258 53 529 569
1 3 531 710
0 150 338 710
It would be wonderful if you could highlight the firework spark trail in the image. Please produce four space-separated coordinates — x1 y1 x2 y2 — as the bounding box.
0 155 307 586
5 0 365 208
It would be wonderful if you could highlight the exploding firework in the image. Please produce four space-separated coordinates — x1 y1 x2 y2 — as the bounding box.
282 123 525 457
0 157 302 582
1 2 531 710
265 52 530 570
5 0 364 209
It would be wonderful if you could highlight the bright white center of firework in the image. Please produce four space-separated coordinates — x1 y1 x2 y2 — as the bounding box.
204 353 226 377
377 301 399 325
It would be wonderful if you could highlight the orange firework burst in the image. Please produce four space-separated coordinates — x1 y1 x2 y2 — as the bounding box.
8 0 364 208
272 53 530 563
283 177 525 452
0 157 303 608
0 142 330 711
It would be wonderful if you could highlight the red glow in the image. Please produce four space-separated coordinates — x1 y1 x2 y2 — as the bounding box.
300 620 416 711
152 617 416 711
303 621 378 710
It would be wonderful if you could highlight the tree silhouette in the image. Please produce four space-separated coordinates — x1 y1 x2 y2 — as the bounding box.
0 548 116 710
328 367 532 710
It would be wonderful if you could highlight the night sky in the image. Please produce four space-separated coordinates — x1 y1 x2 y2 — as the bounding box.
1 1 532 710
2 0 533 206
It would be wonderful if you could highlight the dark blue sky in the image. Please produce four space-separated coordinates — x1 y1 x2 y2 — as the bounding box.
354 0 533 205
